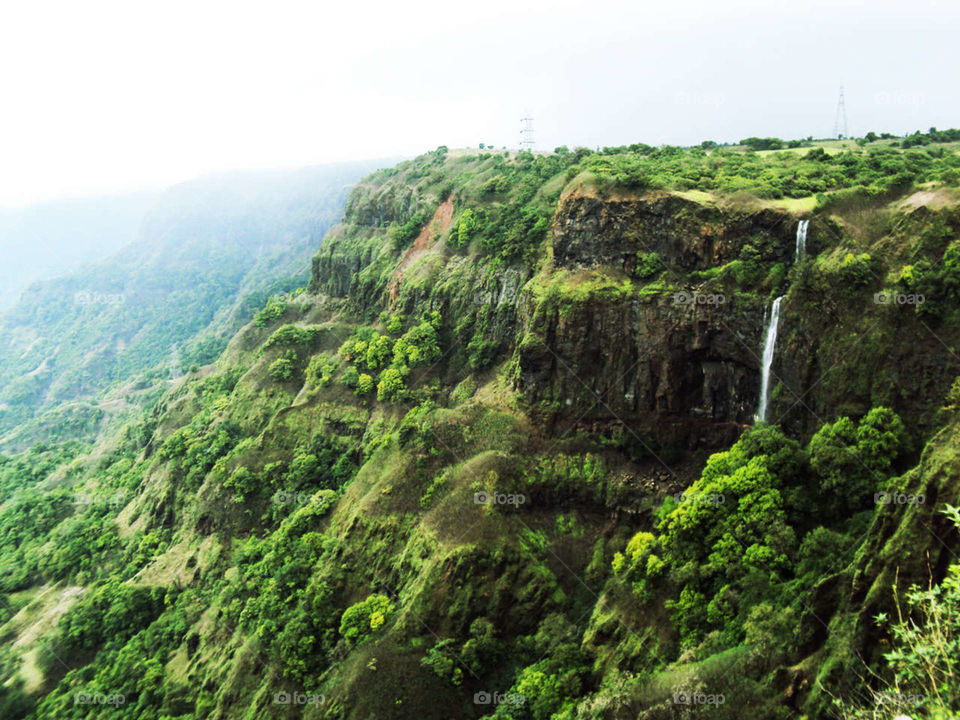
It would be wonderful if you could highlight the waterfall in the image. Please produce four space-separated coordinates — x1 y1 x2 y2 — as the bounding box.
794 219 809 261
756 296 784 423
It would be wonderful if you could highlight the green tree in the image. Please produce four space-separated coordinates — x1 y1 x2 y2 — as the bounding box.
356 373 375 395
392 321 441 367
268 349 298 382
338 594 395 645
377 367 406 402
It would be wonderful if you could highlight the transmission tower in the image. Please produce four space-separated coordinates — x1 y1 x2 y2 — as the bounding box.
833 86 848 139
519 114 535 151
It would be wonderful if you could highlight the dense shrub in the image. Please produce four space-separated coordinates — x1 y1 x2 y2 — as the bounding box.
264 324 322 349
808 407 906 516
338 594 395 645
377 367 406 402
268 349 299 382
254 296 287 328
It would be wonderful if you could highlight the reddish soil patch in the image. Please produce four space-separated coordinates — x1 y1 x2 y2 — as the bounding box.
387 199 455 304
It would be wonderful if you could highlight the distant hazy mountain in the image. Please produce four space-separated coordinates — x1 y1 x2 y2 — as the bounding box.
0 192 161 309
0 160 388 449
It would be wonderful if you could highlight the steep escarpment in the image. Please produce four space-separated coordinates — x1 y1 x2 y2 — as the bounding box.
4 142 960 720
311 165 960 454
551 190 801 272
520 190 960 451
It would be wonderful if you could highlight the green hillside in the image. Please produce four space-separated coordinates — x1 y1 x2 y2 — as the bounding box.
2 137 960 719
0 161 385 451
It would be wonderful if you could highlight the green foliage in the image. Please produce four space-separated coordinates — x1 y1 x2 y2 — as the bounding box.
456 208 481 247
838 252 876 291
254 295 288 327
483 615 589 720
467 336 499 370
588 154 655 191
743 602 797 672
340 364 360 388
268 349 299 382
356 373 375 395
227 509 339 685
658 451 795 640
420 638 464 685
338 593 395 645
900 239 960 319
196 367 244 407
0 441 86 498
264 323 322 349
740 137 784 150
385 313 405 335
340 326 404 372
364 332 394 370
377 367 407 402
583 141 960 199
5 141 960 720
839 506 960 719
158 414 241 489
634 251 663 280
0 682 34 720
620 411 908 647
480 175 511 195
388 211 428 249
808 407 906 516
900 126 960 148
46 579 166 660
611 530 664 599
306 352 338 387
392 320 441 367
516 453 608 506
283 433 359 493
37 513 121 582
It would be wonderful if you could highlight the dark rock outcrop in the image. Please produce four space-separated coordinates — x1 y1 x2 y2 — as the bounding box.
553 191 799 273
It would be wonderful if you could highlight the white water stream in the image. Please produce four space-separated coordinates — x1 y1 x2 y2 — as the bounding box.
795 219 809 261
756 295 784 423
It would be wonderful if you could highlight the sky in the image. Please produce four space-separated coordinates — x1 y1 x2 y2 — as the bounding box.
0 0 957 206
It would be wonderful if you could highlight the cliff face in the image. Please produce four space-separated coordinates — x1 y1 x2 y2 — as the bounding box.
310 184 800 451
552 191 799 272
311 179 960 455
515 191 802 450
514 289 763 449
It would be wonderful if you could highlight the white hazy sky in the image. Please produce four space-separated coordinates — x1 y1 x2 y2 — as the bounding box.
0 0 956 205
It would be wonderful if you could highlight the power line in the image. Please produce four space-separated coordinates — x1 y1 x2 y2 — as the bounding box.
833 86 848 139
519 114 535 151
